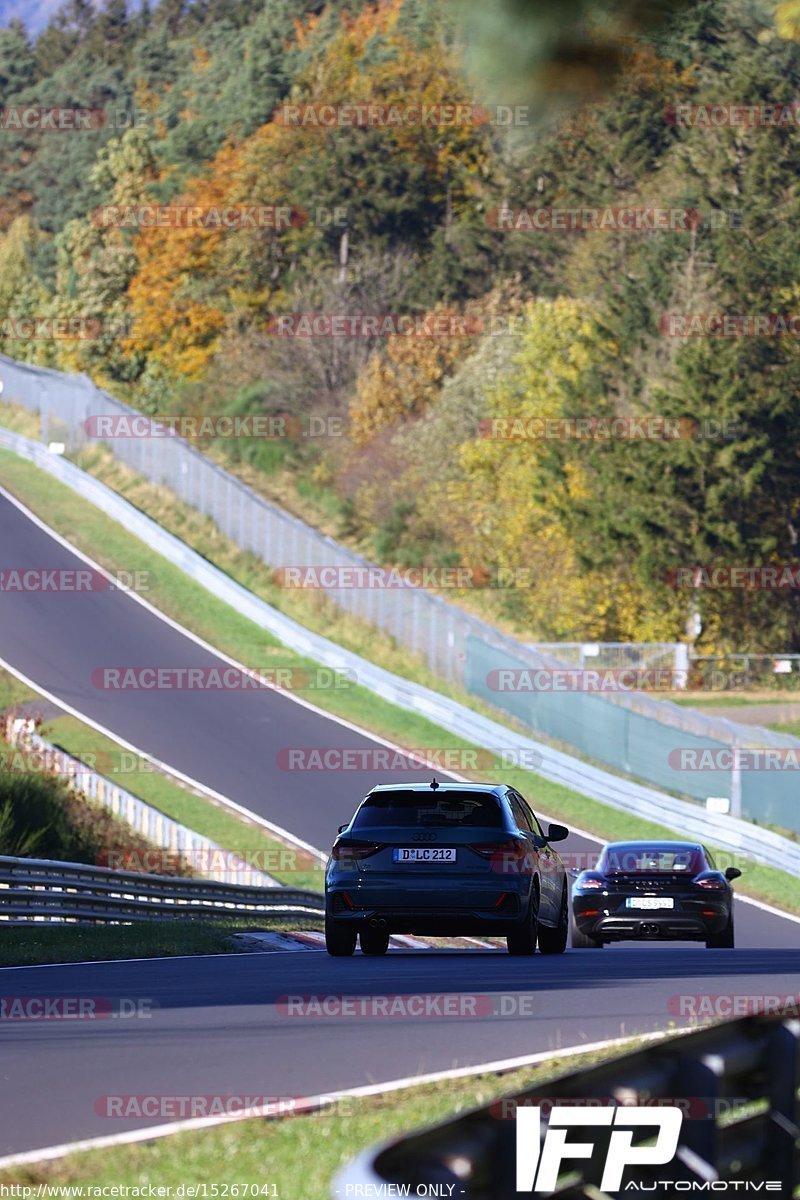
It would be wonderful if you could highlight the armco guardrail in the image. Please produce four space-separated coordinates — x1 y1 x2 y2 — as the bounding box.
1 717 278 887
0 855 325 924
3 428 800 878
335 1014 800 1197
2 350 799 825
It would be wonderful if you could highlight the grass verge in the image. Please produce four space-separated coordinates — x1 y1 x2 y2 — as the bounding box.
671 692 800 708
1 447 800 916
772 721 800 738
0 918 320 968
0 1035 669 1192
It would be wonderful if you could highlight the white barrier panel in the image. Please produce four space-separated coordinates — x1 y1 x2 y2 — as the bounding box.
2 719 278 887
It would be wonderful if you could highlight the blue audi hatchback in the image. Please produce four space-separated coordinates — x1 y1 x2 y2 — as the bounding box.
324 779 569 956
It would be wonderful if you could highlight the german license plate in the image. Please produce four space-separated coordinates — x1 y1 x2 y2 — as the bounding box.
626 897 674 910
393 848 457 863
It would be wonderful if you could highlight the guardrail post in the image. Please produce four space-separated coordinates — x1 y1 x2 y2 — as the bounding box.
731 751 742 818
671 1050 721 1169
764 1018 800 1186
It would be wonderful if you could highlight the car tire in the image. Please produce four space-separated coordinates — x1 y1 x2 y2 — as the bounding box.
507 887 539 955
570 914 603 948
360 926 390 956
538 887 568 955
706 912 734 949
325 918 357 956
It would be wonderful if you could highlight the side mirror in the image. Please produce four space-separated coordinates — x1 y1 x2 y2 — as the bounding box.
724 867 741 882
546 823 569 843
337 824 348 834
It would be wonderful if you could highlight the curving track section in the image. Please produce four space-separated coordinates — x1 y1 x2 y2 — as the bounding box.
0 486 798 1162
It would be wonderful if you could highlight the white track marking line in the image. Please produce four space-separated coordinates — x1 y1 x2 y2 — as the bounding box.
732 892 800 925
0 951 262 972
0 1029 678 1170
0 485 470 776
0 652 326 864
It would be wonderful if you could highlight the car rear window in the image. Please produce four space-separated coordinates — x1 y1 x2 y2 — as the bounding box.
352 790 505 828
600 846 703 873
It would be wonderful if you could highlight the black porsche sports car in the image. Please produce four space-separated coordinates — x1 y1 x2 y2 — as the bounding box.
571 840 740 949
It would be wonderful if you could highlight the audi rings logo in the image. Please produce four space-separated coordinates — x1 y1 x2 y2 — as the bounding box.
411 832 438 842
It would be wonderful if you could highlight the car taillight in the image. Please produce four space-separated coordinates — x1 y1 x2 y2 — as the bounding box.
577 873 606 889
469 840 523 858
469 840 532 874
331 842 383 862
694 874 725 890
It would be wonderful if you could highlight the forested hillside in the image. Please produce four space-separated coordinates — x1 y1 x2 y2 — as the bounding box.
2 0 800 651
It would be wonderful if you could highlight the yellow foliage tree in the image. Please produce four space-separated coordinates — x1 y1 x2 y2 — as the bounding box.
124 141 243 378
775 1 800 40
418 297 677 640
123 0 492 383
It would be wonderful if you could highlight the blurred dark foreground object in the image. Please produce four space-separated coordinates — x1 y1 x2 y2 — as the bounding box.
456 0 701 116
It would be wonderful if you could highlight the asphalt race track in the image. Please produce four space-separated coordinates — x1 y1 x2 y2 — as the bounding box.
0 489 452 849
1 942 799 1157
0 488 798 1159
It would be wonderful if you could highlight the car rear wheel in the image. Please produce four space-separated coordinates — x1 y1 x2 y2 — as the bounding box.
706 912 734 948
538 887 568 955
507 888 539 955
571 914 603 948
360 925 390 955
325 918 357 956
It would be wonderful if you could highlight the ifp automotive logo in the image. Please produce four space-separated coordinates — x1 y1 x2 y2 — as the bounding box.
515 1104 782 1191
516 1105 683 1192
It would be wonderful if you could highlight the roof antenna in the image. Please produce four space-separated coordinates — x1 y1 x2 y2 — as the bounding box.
430 776 439 791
